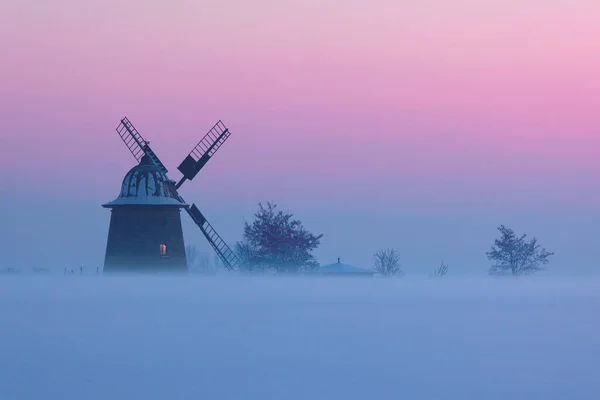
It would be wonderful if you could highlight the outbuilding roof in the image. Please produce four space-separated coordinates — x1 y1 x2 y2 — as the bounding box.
316 259 374 275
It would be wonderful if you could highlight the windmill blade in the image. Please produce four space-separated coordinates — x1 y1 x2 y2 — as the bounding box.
176 120 232 188
116 117 168 174
186 203 240 271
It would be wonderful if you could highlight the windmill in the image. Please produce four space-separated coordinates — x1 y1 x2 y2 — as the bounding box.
108 116 240 272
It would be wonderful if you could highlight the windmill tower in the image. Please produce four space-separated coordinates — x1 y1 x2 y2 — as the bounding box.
102 117 240 274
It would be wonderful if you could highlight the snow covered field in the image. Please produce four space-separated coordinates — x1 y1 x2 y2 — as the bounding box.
1 276 599 399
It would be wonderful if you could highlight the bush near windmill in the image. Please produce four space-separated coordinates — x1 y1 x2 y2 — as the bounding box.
235 202 323 274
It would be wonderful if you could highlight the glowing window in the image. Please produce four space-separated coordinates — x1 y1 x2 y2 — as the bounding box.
160 244 167 256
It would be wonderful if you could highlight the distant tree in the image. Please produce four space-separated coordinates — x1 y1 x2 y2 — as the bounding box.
238 202 323 273
196 252 212 274
430 261 449 277
212 254 223 270
186 244 213 274
373 248 403 276
186 244 200 270
486 225 554 276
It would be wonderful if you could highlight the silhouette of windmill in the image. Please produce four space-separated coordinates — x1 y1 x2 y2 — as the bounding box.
102 117 240 274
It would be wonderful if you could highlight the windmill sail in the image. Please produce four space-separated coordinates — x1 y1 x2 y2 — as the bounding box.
176 120 232 188
186 204 240 271
116 117 168 174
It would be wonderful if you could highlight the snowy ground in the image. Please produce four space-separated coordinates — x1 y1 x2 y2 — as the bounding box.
1 276 599 400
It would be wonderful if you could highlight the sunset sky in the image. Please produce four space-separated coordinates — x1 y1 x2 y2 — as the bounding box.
1 0 600 274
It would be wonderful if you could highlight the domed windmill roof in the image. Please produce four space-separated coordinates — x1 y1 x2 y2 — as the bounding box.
103 155 187 207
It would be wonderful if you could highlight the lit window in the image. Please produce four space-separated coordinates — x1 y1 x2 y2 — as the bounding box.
160 244 167 256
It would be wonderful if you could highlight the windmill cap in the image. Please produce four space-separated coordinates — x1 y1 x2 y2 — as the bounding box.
102 157 187 208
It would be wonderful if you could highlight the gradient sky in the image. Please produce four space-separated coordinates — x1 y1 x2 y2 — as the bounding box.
1 0 600 274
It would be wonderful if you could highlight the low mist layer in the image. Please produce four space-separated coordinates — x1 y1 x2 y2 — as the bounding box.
1 277 598 399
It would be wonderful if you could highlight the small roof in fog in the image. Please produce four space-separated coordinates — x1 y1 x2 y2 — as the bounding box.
317 259 374 275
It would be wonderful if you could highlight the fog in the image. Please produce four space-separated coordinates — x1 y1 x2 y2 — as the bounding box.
1 276 599 399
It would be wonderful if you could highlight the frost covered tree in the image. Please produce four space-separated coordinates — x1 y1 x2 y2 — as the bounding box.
237 202 323 273
486 225 554 276
430 261 449 277
373 248 403 276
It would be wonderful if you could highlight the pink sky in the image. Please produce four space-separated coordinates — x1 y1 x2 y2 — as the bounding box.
1 0 600 272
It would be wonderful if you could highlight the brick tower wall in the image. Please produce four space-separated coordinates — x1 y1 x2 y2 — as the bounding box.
103 206 188 274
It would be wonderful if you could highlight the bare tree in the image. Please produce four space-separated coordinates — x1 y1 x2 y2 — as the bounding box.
430 261 449 277
373 248 403 276
186 245 213 274
197 253 213 274
186 244 200 270
486 225 554 276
